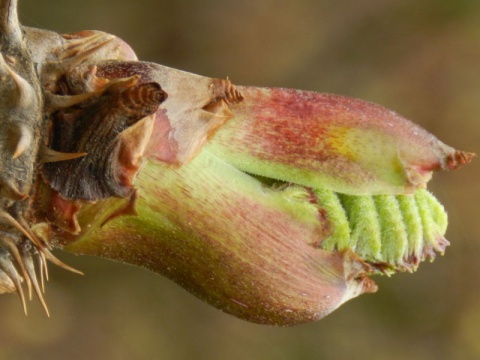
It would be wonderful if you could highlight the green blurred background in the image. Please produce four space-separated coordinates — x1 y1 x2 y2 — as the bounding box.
1 0 479 359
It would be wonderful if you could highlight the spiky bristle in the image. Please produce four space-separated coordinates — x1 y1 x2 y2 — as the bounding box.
0 249 27 314
0 212 81 316
20 246 50 317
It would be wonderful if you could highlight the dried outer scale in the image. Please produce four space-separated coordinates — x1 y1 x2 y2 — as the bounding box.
92 60 245 164
42 81 167 201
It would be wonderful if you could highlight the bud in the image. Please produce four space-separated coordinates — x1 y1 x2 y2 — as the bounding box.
52 62 473 324
0 0 472 321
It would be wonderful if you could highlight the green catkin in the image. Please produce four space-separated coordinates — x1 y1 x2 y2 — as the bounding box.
373 195 408 265
337 194 382 262
414 189 447 254
396 194 424 265
314 189 350 251
317 188 447 272
423 190 448 235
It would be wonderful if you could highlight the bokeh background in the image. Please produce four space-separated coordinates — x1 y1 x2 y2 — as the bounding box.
1 0 479 359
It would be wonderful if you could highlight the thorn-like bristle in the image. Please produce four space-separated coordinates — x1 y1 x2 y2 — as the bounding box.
27 276 32 301
38 252 45 293
40 145 87 163
103 75 139 91
61 32 112 54
0 211 44 250
4 62 36 108
21 249 50 317
45 91 97 109
0 178 26 200
0 212 81 316
43 249 83 275
39 251 49 283
0 253 27 315
12 125 34 159
1 237 31 297
60 33 114 68
0 271 15 293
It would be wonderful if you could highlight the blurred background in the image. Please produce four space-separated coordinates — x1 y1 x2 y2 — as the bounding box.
1 0 479 359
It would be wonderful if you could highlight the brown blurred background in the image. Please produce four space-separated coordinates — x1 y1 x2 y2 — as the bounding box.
1 0 479 359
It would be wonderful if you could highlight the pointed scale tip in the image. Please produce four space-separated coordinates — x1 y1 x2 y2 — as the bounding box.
444 150 476 170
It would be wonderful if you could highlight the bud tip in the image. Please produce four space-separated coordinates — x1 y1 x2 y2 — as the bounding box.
444 150 475 170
